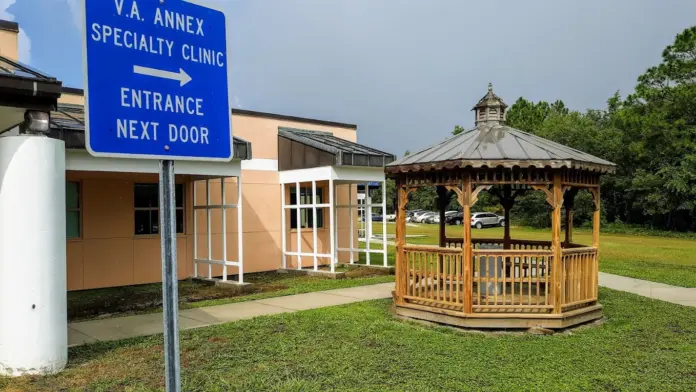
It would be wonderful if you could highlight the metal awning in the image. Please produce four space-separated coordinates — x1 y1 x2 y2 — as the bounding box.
278 127 395 171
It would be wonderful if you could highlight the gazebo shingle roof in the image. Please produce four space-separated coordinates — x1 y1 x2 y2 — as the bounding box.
387 123 616 173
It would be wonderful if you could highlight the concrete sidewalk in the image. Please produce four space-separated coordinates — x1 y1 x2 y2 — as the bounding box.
599 272 696 307
68 283 394 347
68 273 695 347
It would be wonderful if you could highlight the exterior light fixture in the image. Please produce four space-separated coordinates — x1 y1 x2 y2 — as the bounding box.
23 110 50 134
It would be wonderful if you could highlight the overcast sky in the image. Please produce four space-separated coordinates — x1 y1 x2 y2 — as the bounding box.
4 0 696 155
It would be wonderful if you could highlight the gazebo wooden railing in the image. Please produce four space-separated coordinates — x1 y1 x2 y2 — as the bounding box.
398 243 598 315
388 167 609 328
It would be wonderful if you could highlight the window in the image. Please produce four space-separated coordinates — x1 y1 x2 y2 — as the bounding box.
290 187 324 229
134 183 184 235
66 182 80 238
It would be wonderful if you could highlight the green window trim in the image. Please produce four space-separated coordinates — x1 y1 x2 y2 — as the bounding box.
66 181 81 239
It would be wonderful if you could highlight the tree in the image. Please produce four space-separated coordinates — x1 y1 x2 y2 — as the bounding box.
452 125 466 136
622 26 696 229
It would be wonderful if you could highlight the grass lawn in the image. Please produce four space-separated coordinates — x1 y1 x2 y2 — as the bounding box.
68 266 394 322
370 223 696 288
3 288 695 391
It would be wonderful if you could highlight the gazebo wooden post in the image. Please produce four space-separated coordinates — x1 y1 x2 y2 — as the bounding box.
437 186 447 288
563 189 576 247
437 186 447 248
551 174 563 314
591 187 601 299
462 173 473 314
394 179 407 305
502 185 512 250
592 188 600 248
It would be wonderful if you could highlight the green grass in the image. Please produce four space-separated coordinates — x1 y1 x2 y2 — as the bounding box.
372 223 696 288
4 289 696 391
66 222 695 323
68 267 394 322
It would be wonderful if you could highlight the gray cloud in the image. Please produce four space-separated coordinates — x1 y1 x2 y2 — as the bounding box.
214 0 696 155
12 0 696 156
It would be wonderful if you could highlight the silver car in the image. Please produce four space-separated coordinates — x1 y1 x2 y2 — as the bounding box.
471 212 505 229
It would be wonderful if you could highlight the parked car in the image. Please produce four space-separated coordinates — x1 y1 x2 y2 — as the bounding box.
386 214 396 222
416 212 438 223
405 210 424 222
423 213 440 224
410 210 433 223
470 212 505 229
371 215 383 222
445 212 464 225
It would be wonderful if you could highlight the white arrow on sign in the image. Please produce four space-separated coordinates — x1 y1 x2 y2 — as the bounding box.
133 65 192 87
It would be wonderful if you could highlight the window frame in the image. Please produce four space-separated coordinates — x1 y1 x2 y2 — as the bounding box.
134 183 185 236
66 181 82 240
289 186 325 230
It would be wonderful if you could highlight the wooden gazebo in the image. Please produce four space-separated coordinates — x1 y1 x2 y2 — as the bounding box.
386 85 616 329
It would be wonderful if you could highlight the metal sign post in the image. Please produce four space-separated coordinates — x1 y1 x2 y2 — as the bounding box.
159 160 180 391
82 0 232 390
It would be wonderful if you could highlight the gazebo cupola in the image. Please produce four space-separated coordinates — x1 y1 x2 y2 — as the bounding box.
473 83 507 126
386 84 616 330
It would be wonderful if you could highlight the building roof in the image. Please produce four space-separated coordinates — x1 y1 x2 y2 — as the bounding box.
0 55 61 108
278 127 395 168
0 56 55 81
387 122 616 173
0 20 19 33
50 104 252 160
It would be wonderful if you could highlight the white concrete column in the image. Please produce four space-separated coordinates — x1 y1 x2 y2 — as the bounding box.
312 181 318 271
349 184 354 264
0 136 67 376
221 179 228 281
329 179 336 272
295 182 302 270
193 181 199 277
366 184 372 266
280 184 287 269
382 180 388 267
236 176 244 284
206 179 212 279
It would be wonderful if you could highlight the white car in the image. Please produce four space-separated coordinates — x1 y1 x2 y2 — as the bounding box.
416 212 437 223
470 212 505 229
386 214 396 222
410 211 432 223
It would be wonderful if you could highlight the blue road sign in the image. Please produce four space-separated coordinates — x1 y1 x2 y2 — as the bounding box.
83 0 232 161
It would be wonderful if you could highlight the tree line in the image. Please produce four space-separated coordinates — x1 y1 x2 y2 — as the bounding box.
375 26 696 231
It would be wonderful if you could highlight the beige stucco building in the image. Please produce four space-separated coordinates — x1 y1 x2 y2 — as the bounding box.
0 20 394 292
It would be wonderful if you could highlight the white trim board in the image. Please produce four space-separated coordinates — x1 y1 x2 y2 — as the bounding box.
66 150 242 177
279 166 386 184
241 158 278 171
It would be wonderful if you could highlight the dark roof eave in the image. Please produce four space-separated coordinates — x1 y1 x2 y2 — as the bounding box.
386 158 616 175
0 74 62 109
0 20 19 33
